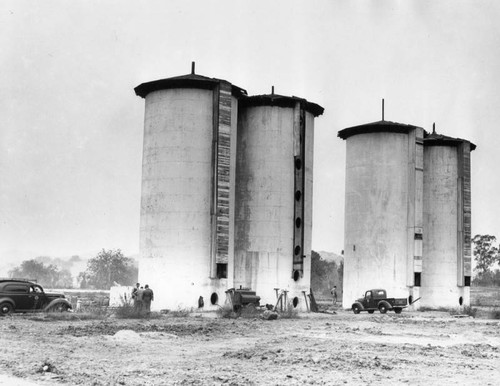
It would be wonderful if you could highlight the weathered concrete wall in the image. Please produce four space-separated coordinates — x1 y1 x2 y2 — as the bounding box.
342 132 412 307
139 88 236 311
422 145 470 308
235 106 314 310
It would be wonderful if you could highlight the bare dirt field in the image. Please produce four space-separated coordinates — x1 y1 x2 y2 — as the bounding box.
1 307 499 386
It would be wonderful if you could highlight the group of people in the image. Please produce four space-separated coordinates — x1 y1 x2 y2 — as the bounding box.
131 283 154 315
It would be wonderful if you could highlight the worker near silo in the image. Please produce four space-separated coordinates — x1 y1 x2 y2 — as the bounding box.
142 284 154 315
331 286 338 306
136 286 145 314
132 283 140 309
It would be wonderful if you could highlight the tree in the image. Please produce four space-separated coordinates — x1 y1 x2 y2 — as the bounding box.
83 249 138 289
9 259 73 288
472 234 499 274
311 250 342 297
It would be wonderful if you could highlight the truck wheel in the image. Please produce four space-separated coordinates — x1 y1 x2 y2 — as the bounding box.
394 308 402 314
352 304 361 314
368 310 375 314
378 304 388 314
0 302 14 316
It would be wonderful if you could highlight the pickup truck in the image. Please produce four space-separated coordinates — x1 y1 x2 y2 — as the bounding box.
351 289 408 314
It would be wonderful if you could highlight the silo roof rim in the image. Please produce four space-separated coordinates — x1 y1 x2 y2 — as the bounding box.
424 131 476 151
239 93 324 117
337 120 421 140
134 73 247 99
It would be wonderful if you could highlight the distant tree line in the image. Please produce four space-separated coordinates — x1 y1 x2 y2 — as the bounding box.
9 249 138 290
473 234 500 286
310 250 343 298
9 259 72 288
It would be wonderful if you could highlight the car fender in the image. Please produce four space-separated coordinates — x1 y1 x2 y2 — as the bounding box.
0 297 15 308
43 298 72 311
377 300 391 310
351 301 364 310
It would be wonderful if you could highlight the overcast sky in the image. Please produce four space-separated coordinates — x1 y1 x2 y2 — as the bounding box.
1 0 500 263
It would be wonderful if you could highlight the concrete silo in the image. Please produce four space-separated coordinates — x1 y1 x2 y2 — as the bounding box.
338 121 425 309
235 93 324 310
134 66 246 310
421 128 475 308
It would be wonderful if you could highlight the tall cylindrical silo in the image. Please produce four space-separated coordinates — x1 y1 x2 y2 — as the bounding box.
134 69 246 310
421 130 475 308
338 121 425 309
235 93 323 309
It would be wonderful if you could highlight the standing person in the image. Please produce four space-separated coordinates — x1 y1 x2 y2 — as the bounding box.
331 286 338 306
132 283 140 309
142 284 154 316
136 286 145 315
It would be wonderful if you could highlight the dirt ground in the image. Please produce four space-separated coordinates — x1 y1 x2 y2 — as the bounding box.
0 308 499 386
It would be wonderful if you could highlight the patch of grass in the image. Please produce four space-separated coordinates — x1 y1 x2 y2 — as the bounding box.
487 307 500 319
471 286 500 307
45 312 106 321
168 307 193 317
114 303 139 319
418 306 450 312
239 304 262 319
278 302 299 319
112 295 161 319
216 304 238 319
450 306 478 318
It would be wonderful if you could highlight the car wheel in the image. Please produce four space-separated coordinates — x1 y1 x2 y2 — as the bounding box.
378 304 388 314
0 302 14 316
368 310 375 314
394 308 402 314
50 303 70 313
352 304 361 314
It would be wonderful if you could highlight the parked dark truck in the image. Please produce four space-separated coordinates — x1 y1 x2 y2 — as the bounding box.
351 289 408 314
0 279 72 316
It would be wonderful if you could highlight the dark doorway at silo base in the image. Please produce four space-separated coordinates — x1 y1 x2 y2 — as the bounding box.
216 263 227 279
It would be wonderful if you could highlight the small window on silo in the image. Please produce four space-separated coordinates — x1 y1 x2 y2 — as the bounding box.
414 272 421 287
464 276 471 286
414 233 423 240
216 263 227 279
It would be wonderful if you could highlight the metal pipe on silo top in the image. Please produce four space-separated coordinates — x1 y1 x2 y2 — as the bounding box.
338 120 424 310
421 131 476 308
234 94 323 309
134 72 246 311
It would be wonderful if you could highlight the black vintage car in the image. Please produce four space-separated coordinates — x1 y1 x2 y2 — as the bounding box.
0 279 72 315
